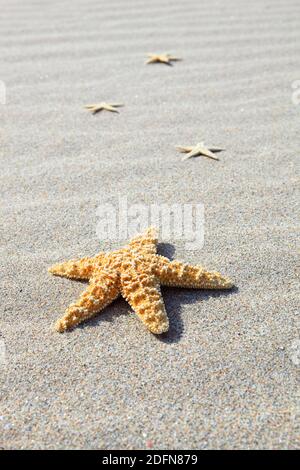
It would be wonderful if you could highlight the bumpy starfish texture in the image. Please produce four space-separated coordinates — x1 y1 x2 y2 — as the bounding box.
145 53 181 65
84 102 124 114
176 142 224 161
48 228 233 334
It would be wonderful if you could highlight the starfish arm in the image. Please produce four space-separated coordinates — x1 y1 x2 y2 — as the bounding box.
128 227 158 255
181 148 202 160
55 270 120 332
196 145 220 160
86 106 102 114
120 269 169 334
103 104 120 113
176 146 194 153
154 256 233 289
48 256 100 280
84 104 102 113
145 57 156 64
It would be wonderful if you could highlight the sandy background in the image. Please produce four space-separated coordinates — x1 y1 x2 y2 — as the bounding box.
0 0 299 449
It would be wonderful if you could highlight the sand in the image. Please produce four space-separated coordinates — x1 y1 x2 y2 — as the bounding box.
0 0 299 450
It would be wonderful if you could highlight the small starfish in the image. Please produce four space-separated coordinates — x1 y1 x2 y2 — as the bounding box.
49 228 233 334
176 142 224 161
84 102 124 114
145 53 181 65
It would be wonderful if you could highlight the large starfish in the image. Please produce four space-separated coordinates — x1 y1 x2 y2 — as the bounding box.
145 53 181 65
84 102 124 114
48 228 233 334
176 142 224 161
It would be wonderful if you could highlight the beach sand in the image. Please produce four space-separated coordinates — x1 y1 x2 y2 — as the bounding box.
0 0 299 449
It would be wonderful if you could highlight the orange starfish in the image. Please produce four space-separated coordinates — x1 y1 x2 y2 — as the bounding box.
145 53 181 65
84 102 124 114
48 228 233 334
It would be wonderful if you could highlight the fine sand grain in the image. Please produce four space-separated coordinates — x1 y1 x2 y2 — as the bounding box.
0 0 299 449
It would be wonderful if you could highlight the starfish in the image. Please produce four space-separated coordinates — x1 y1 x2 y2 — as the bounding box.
145 53 181 65
176 142 224 161
48 228 233 334
84 102 124 114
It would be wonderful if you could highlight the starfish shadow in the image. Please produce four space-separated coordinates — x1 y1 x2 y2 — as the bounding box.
77 297 130 330
157 285 239 344
156 242 238 343
148 62 173 67
157 242 176 259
